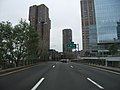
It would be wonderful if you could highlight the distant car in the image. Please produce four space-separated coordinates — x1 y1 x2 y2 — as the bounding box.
60 59 69 63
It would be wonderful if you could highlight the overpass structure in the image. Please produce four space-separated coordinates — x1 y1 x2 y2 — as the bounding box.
75 57 120 68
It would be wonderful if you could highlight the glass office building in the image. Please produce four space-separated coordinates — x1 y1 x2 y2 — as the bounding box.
89 25 98 54
117 22 120 40
81 0 96 52
94 0 120 43
81 0 120 55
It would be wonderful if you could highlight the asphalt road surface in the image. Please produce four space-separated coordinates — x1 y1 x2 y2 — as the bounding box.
0 61 120 90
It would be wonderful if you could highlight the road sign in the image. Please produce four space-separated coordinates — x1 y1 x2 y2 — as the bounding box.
67 42 76 49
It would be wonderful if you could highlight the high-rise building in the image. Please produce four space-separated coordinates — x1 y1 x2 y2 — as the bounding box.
94 0 120 55
80 0 96 53
29 4 51 60
63 29 72 53
81 0 120 55
117 22 120 40
94 0 120 43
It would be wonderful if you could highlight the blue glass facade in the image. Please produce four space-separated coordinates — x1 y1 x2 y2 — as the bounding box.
94 0 120 43
89 25 98 53
117 22 120 39
89 25 97 45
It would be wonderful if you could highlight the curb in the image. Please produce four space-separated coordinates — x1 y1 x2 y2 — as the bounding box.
89 64 120 73
0 63 41 75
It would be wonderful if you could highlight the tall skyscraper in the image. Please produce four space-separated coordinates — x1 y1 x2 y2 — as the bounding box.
63 29 72 53
117 22 120 40
94 0 120 43
80 0 96 53
81 0 120 55
29 4 51 60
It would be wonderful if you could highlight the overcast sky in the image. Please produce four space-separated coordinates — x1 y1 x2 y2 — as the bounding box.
0 0 82 52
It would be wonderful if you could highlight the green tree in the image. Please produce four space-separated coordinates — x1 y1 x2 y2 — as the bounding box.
13 20 40 66
0 20 39 68
0 21 13 68
12 20 29 66
109 44 118 55
84 51 90 56
26 24 40 63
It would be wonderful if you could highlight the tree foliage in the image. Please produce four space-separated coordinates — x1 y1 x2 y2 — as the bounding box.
108 44 118 55
0 20 39 68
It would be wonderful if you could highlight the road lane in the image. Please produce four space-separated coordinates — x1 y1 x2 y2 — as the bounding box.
0 61 120 90
0 62 55 90
70 62 120 90
37 62 99 90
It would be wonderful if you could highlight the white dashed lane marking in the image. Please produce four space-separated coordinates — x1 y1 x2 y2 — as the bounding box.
53 65 55 68
87 78 104 89
31 77 45 90
70 66 73 68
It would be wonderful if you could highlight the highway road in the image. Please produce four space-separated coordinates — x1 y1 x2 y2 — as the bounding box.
0 61 120 90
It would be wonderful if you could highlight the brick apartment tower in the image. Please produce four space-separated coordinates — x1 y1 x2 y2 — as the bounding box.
63 29 72 53
80 0 96 52
29 4 51 60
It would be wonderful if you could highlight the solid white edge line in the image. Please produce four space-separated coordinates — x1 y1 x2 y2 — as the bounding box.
91 66 120 75
87 78 104 89
31 78 45 90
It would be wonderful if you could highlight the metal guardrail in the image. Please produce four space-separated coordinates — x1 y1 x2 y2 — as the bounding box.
80 57 120 61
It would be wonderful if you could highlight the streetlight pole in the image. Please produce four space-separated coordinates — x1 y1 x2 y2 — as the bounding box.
77 43 79 52
76 44 80 59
